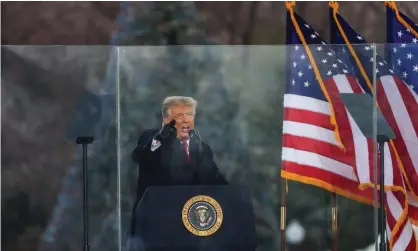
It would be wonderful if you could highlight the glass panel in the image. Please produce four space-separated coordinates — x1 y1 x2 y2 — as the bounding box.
327 43 379 250
1 46 120 251
377 42 418 248
116 45 379 251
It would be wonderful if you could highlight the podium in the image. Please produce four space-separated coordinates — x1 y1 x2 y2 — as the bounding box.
132 185 257 251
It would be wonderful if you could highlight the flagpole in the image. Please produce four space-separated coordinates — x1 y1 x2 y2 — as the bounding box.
331 192 338 251
280 178 287 251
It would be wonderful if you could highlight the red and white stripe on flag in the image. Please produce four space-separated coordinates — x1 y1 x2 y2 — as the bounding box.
281 92 375 205
281 72 417 250
324 74 417 251
377 75 418 226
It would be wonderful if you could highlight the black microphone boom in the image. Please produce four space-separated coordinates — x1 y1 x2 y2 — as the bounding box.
188 129 202 154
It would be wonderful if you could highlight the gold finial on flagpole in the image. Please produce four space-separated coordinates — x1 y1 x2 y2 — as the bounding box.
384 1 398 13
329 1 340 11
384 1 418 38
285 1 296 11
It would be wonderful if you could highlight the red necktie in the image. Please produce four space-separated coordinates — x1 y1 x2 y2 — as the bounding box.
182 140 190 162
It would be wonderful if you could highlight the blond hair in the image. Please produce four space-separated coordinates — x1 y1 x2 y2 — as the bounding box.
161 96 198 117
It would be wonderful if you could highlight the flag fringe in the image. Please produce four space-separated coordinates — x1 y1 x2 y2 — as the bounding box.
281 170 374 205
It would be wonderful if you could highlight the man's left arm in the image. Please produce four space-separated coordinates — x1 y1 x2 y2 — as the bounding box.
201 143 229 185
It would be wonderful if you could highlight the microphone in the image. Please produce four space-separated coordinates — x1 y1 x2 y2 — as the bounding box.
189 129 202 154
188 129 197 139
188 129 200 142
188 129 201 183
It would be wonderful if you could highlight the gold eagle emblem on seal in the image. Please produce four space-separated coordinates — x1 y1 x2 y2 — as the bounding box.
182 195 223 237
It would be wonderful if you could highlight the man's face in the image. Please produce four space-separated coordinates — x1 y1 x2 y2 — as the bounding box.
164 105 195 139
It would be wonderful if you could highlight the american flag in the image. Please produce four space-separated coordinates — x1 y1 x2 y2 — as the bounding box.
281 11 377 206
387 2 418 237
330 8 417 250
387 4 418 93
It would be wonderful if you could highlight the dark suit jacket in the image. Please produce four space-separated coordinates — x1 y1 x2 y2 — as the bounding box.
132 129 228 200
127 129 229 250
129 129 228 237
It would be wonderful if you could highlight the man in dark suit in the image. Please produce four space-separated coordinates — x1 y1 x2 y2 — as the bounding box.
132 95 228 198
128 96 228 249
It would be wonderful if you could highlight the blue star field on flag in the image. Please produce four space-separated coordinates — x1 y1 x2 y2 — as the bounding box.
387 6 418 92
329 9 399 93
286 12 354 101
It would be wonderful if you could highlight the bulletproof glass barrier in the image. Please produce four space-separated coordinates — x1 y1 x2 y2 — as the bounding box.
1 46 120 251
116 45 381 251
1 44 389 251
378 43 418 246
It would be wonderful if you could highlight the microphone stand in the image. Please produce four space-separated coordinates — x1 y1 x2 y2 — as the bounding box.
76 136 94 251
189 130 201 184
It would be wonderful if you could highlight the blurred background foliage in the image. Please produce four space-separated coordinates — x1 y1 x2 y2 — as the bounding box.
2 1 418 251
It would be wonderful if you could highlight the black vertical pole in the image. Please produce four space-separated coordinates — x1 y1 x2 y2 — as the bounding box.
378 139 387 251
331 192 338 251
82 143 89 251
76 136 94 251
280 178 287 251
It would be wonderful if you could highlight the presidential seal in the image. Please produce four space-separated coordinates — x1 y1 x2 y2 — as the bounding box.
182 195 223 237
